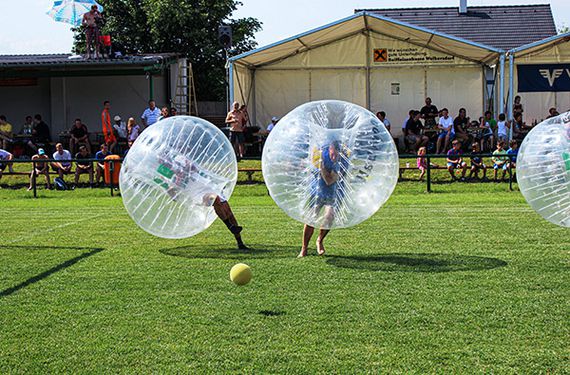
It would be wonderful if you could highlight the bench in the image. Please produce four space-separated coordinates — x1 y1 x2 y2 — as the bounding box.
399 165 516 180
238 168 262 183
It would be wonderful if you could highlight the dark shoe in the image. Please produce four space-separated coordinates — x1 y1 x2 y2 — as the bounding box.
238 243 249 250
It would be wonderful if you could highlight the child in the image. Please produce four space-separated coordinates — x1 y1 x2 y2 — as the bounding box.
446 140 467 181
127 117 141 148
436 108 454 154
417 147 438 181
507 139 519 178
492 141 509 181
469 142 487 180
479 116 494 152
496 113 510 143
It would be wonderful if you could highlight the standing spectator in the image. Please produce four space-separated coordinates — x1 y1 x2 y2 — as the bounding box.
32 114 51 149
376 111 391 133
240 104 250 128
82 5 102 59
513 95 523 117
417 147 427 180
507 139 519 170
547 107 559 119
0 115 14 150
446 140 467 181
158 106 169 122
404 110 428 152
141 100 161 128
420 97 438 129
170 107 178 117
436 108 454 154
226 102 245 161
492 141 509 181
0 148 14 181
74 145 94 187
484 111 497 134
69 118 90 154
101 101 117 153
29 148 51 190
469 142 487 180
95 143 110 185
113 115 127 141
453 108 470 147
127 117 141 148
479 116 494 152
496 113 510 143
51 143 72 181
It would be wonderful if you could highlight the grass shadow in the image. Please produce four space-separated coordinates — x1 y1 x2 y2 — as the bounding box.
0 245 104 298
160 244 297 260
326 253 507 273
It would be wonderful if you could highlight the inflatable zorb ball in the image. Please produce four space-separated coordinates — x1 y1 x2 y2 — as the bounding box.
119 116 237 238
262 100 399 229
517 111 570 227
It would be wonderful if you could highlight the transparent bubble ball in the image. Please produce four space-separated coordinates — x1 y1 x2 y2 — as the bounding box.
517 111 570 228
119 116 237 238
262 100 399 229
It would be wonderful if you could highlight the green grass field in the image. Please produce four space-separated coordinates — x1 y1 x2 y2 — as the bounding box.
0 165 568 373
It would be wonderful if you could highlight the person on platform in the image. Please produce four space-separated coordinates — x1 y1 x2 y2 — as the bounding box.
82 4 102 59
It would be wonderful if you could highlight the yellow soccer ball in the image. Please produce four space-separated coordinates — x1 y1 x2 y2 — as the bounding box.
230 263 252 286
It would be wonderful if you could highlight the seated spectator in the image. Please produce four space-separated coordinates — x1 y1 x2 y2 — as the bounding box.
469 142 487 180
436 108 454 154
376 111 391 133
95 143 110 185
51 143 72 180
507 139 519 171
0 115 14 150
513 95 523 117
32 114 52 149
0 148 14 181
403 110 428 152
141 100 161 128
492 141 509 181
101 101 117 153
484 111 497 135
420 97 438 129
127 117 141 148
170 107 178 117
479 116 494 152
446 140 467 181
158 106 169 122
29 148 51 190
264 116 278 134
113 115 128 141
75 145 94 186
453 108 470 148
20 115 37 154
496 113 510 143
547 107 560 119
69 118 90 154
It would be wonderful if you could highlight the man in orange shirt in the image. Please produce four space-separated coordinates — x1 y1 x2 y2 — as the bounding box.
101 100 117 153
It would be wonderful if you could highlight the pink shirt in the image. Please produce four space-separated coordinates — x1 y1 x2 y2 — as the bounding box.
417 157 427 170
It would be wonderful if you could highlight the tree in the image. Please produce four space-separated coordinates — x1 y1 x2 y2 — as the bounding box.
73 0 261 101
558 25 569 34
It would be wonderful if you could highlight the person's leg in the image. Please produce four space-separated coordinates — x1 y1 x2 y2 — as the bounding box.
493 166 498 181
436 136 442 154
419 168 425 180
300 224 314 258
444 133 450 153
84 139 92 154
74 168 80 184
448 164 455 179
44 169 51 188
69 137 75 155
461 162 467 178
88 166 94 185
85 29 92 58
96 165 103 184
28 170 35 190
212 196 247 249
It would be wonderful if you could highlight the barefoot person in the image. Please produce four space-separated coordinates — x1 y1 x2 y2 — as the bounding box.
225 102 245 161
204 193 248 250
299 140 347 258
29 148 51 190
82 5 102 59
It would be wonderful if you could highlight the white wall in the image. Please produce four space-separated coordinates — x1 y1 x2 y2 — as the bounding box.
0 78 51 132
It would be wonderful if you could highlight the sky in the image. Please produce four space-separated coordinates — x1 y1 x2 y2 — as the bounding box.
0 0 568 55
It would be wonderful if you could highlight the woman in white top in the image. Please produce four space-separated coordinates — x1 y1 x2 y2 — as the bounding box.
436 108 455 154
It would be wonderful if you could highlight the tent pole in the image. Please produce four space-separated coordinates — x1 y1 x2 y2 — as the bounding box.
228 61 234 108
508 54 514 140
499 53 505 115
365 30 371 110
252 70 257 127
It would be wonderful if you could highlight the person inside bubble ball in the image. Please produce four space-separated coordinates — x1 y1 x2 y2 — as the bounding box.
299 140 348 258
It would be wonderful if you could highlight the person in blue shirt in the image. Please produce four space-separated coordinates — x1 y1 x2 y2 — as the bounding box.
299 140 348 258
446 139 467 181
507 139 519 168
95 143 110 185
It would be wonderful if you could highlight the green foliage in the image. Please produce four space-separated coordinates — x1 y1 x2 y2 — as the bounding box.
558 25 570 34
72 0 261 101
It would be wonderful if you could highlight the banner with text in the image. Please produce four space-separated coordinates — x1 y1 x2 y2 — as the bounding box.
373 47 455 65
518 64 570 92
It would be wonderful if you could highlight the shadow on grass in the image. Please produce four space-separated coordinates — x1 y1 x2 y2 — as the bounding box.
160 244 297 260
326 253 507 273
0 245 104 298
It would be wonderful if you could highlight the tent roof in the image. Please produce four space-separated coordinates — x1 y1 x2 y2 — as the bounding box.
229 12 503 68
509 31 570 57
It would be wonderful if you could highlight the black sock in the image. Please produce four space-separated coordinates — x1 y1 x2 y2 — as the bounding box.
223 219 233 230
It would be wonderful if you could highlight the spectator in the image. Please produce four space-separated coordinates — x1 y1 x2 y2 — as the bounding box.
226 102 245 161
0 115 14 150
74 145 94 186
32 114 51 148
404 110 428 152
496 113 510 143
492 141 509 182
416 146 438 181
19 115 37 153
69 118 90 154
158 106 169 122
127 117 141 148
95 143 110 185
266 117 278 133
376 111 391 133
170 107 178 117
469 142 487 180
420 97 438 129
436 108 454 154
547 107 560 119
141 100 161 128
479 116 494 152
446 139 467 181
240 104 250 128
29 148 51 190
82 5 102 59
101 101 117 153
453 108 470 147
484 111 497 134
51 143 72 180
0 148 14 181
512 112 531 142
513 95 523 117
113 115 127 141
507 139 519 171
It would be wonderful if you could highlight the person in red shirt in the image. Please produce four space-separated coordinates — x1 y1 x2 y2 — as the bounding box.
101 101 117 153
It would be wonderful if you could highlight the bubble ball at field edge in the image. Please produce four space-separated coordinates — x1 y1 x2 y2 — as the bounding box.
230 263 252 286
119 116 238 239
517 111 570 228
262 100 399 229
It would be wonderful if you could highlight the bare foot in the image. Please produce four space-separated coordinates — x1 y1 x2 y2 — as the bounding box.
316 240 325 256
297 248 308 258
